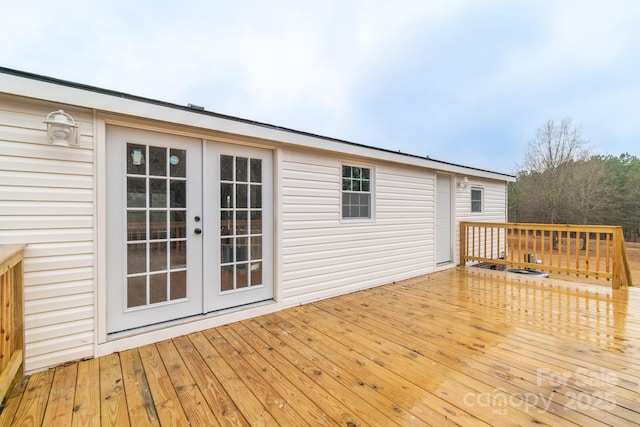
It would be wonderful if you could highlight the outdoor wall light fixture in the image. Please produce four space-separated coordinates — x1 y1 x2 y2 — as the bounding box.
44 110 78 146
457 176 470 190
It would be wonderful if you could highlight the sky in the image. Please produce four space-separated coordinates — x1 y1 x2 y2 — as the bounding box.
2 0 639 174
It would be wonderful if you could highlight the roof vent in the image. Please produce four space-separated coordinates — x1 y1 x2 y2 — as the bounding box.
187 103 205 111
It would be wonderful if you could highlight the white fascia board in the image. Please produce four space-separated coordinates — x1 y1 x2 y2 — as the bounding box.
0 72 514 182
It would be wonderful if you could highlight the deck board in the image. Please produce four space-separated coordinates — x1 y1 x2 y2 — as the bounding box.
3 268 640 426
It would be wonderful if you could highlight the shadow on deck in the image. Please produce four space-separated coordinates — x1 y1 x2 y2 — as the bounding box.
2 268 639 426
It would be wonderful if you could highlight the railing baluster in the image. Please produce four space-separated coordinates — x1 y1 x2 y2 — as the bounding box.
459 222 631 288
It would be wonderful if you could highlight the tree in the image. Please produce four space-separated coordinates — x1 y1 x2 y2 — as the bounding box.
519 118 590 173
513 118 592 224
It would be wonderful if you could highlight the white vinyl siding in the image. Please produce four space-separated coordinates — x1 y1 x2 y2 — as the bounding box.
455 178 508 264
281 149 434 307
0 94 95 372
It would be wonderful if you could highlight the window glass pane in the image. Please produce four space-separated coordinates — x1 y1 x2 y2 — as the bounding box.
150 273 167 304
342 178 351 191
220 155 233 181
221 210 233 236
221 265 234 291
149 211 167 240
353 167 361 179
236 210 248 235
362 180 370 192
236 157 248 182
250 185 262 208
127 211 146 241
236 184 248 208
237 263 249 288
149 242 167 271
342 165 351 178
170 241 186 269
170 180 186 208
352 180 361 191
362 168 370 180
471 189 482 212
250 159 262 183
149 146 166 176
127 177 146 208
221 183 233 208
169 149 186 178
127 276 146 308
149 179 167 208
127 243 146 274
170 271 187 299
127 144 146 175
170 211 186 238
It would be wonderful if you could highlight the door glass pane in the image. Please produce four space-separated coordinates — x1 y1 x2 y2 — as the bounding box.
127 144 146 175
149 146 166 176
127 276 147 308
127 177 146 208
250 211 262 234
150 242 167 271
170 211 186 238
170 180 186 208
170 241 186 269
236 211 248 235
251 262 262 286
236 157 248 182
250 185 262 208
127 243 146 274
150 273 167 304
251 236 262 260
221 237 233 263
170 271 187 299
220 155 233 181
221 211 233 236
236 237 248 262
149 179 167 208
169 149 186 178
237 263 248 288
236 184 247 208
128 211 146 241
221 265 234 291
250 159 262 183
149 211 167 240
221 183 233 208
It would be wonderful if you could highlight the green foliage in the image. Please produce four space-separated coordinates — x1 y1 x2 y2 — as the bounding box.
510 152 640 241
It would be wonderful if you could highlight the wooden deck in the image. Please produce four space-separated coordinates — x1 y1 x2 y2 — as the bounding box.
2 268 640 426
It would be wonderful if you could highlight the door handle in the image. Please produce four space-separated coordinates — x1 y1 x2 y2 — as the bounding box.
194 228 202 235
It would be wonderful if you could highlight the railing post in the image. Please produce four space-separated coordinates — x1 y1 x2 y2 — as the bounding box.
0 245 26 404
459 222 467 266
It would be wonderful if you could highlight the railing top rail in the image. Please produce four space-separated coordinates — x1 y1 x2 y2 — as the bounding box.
460 222 622 233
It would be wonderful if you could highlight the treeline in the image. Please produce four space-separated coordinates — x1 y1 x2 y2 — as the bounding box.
509 153 640 241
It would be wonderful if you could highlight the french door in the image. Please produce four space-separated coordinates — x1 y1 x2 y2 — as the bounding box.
106 126 273 333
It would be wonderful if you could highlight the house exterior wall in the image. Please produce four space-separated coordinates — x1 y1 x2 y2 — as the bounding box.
0 73 513 373
0 94 95 372
454 177 509 263
280 149 435 307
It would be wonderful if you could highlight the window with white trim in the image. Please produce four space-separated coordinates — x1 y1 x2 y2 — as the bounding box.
341 165 372 219
471 188 483 213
